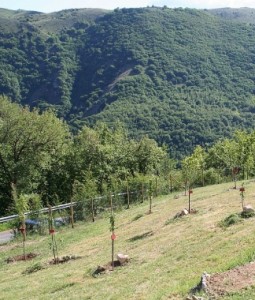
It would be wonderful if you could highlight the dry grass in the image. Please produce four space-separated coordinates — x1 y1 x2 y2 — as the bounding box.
1 180 255 299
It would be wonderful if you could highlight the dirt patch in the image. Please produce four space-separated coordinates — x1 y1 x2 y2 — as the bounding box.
92 260 128 277
192 262 255 298
206 262 255 297
190 209 198 214
49 255 82 265
6 252 37 263
174 208 198 219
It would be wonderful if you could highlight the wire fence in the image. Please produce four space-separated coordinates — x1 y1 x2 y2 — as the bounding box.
0 177 176 226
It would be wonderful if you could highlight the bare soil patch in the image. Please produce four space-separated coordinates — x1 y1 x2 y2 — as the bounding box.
49 255 81 265
206 262 255 298
6 252 37 263
92 260 129 277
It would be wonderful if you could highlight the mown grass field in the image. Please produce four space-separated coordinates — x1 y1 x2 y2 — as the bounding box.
1 180 255 299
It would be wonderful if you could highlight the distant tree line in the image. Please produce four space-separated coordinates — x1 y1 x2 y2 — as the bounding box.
1 96 254 217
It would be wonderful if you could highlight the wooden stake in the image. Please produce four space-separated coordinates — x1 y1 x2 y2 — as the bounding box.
70 202 74 228
112 237 114 269
188 187 191 214
110 192 113 215
49 206 58 263
91 198 95 222
110 192 114 269
21 220 26 260
141 183 144 203
126 180 130 209
155 177 158 197
169 174 173 193
149 180 152 214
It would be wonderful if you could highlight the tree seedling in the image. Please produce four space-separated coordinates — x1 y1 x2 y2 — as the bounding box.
148 180 153 214
109 192 116 270
188 188 193 213
240 184 245 210
48 206 59 263
12 184 28 260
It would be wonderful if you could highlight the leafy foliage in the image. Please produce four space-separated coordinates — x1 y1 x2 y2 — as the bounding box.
0 97 168 216
0 96 70 213
1 7 255 157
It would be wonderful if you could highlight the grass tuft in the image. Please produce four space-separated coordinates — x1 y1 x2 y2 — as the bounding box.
219 213 242 228
23 262 45 274
219 210 255 228
240 210 255 219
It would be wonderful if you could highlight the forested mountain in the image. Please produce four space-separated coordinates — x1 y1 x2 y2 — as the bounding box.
1 6 255 157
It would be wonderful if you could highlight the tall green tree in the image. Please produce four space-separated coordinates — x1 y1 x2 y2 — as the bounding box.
134 136 167 175
207 138 240 187
234 130 255 180
189 145 207 186
0 96 70 214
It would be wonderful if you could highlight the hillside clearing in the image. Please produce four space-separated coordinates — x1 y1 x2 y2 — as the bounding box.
1 181 255 299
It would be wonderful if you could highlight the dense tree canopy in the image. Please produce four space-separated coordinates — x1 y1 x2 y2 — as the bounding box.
0 97 169 215
1 7 255 157
1 97 255 218
0 96 70 213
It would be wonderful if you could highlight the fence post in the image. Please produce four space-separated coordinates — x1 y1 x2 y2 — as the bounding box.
91 198 95 222
70 199 74 228
155 176 158 197
110 192 115 270
127 180 130 209
141 183 144 203
149 180 152 214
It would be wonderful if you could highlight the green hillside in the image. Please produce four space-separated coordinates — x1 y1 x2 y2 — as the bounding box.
1 181 255 299
1 7 255 157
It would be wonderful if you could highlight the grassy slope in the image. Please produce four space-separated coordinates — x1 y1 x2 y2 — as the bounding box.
1 181 255 299
0 7 109 34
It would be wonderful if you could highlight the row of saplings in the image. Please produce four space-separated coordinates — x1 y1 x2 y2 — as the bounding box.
186 183 255 300
6 184 155 272
7 181 254 280
174 183 254 222
7 194 132 275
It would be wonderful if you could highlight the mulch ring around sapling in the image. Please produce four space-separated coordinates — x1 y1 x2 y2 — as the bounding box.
6 252 37 263
174 208 198 219
49 255 82 265
92 260 128 277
